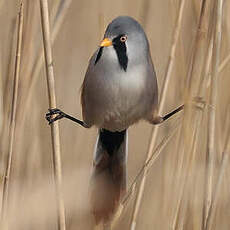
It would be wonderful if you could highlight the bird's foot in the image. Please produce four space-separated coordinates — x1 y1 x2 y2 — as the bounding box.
46 108 65 124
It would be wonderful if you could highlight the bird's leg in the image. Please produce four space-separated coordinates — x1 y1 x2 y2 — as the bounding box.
161 104 184 122
46 108 89 128
151 104 184 125
151 97 206 125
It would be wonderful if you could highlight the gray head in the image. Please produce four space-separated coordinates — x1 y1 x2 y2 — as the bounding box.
96 16 150 71
104 16 148 41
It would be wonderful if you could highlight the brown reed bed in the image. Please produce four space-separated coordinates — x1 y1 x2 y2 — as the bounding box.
0 1 230 230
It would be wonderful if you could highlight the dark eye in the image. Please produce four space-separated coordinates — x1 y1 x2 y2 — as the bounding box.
120 35 127 43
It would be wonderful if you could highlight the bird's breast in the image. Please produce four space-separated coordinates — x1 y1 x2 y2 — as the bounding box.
82 50 157 131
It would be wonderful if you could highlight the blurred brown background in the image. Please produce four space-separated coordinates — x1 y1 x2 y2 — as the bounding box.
0 0 230 229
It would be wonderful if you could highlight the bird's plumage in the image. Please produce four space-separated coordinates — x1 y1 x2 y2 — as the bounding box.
81 16 158 132
81 16 159 224
44 15 183 225
90 129 127 223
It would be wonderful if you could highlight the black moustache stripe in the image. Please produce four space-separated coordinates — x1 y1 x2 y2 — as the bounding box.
94 47 103 65
94 36 128 71
112 35 128 71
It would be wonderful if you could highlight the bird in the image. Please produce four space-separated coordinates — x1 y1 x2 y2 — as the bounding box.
46 16 183 225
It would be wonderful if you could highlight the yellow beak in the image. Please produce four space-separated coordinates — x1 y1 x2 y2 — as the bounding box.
100 38 112 47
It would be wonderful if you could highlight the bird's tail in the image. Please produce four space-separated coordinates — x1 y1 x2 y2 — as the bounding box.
90 129 128 224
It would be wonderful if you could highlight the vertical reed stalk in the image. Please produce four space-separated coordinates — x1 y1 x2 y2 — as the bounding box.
177 34 214 230
204 0 224 228
129 0 186 228
171 0 214 228
32 0 72 89
205 107 230 230
40 1 66 230
0 2 24 228
19 0 72 124
11 1 72 157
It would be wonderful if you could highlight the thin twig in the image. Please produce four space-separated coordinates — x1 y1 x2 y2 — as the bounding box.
129 0 186 228
40 1 66 230
0 2 24 227
204 0 224 228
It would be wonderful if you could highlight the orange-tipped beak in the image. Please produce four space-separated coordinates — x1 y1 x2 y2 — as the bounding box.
100 38 112 47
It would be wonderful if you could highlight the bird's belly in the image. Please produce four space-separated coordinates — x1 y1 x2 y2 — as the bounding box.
101 108 143 132
82 63 156 131
95 76 151 131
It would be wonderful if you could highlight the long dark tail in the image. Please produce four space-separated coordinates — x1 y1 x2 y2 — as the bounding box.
90 129 128 224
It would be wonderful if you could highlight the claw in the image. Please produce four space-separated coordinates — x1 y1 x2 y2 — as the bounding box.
46 114 51 122
47 108 61 115
45 108 65 124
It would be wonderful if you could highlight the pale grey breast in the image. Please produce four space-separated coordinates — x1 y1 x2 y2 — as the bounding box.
81 46 157 131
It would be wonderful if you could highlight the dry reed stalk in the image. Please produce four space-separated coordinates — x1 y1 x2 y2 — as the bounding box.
170 0 215 228
222 106 230 155
127 119 180 201
205 106 230 230
31 0 72 88
15 0 72 137
198 37 214 95
11 1 73 197
111 119 181 229
218 53 230 73
129 0 186 228
0 21 16 180
206 153 228 230
204 52 230 91
171 126 197 229
20 0 71 88
111 122 180 230
166 2 187 216
0 54 2 132
40 1 66 230
1 19 17 121
0 2 24 227
176 38 214 230
175 4 215 228
204 0 224 228
185 0 209 92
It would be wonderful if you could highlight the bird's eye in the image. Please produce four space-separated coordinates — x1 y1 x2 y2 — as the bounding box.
120 35 127 43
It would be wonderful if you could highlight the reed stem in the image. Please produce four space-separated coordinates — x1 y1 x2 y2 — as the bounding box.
130 0 186 228
0 2 24 228
40 1 66 229
204 0 224 228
